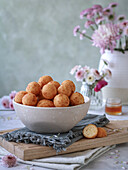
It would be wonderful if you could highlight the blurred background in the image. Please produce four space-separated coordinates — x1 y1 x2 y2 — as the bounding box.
0 0 128 97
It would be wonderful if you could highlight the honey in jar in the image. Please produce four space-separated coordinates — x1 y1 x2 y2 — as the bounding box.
105 98 122 116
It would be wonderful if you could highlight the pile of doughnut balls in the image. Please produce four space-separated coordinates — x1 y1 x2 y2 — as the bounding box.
14 75 85 107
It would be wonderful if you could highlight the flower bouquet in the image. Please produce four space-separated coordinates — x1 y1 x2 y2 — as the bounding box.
73 2 128 104
73 3 128 54
70 65 111 109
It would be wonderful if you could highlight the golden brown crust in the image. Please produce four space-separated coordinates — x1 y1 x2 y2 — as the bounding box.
37 91 44 101
83 124 98 139
42 84 57 100
37 99 54 107
26 82 41 96
15 91 28 104
15 76 85 108
58 84 72 97
48 81 60 89
38 75 53 88
22 93 37 106
62 80 76 94
70 92 84 106
53 94 69 107
97 127 107 138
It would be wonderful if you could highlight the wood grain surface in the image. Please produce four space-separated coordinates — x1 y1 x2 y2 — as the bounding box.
0 120 128 161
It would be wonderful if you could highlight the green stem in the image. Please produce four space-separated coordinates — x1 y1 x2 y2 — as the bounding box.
78 31 92 40
90 26 95 31
83 34 92 40
92 18 98 29
119 39 122 49
94 23 98 29
114 48 125 53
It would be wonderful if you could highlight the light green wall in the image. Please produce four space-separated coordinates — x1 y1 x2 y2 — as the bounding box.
0 0 127 96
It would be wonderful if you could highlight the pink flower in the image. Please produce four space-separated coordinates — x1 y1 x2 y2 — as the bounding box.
92 4 103 13
91 69 101 80
108 13 115 21
70 65 81 75
73 25 80 36
9 100 14 110
94 80 108 92
2 154 17 168
109 2 118 8
120 20 128 29
93 4 102 10
92 23 121 54
103 7 112 16
86 13 94 20
95 16 104 24
80 30 86 40
84 21 95 29
75 69 84 81
1 96 9 108
117 15 126 21
80 8 93 19
9 91 17 100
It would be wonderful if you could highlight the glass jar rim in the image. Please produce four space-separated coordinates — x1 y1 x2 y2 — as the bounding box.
106 97 122 105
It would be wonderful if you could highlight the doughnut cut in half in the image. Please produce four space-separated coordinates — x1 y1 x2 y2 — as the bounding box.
83 124 98 139
97 127 107 138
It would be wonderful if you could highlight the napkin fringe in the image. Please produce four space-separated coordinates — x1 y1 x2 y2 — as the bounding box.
1 114 109 152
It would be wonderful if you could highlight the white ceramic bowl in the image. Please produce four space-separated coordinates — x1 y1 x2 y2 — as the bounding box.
13 97 90 133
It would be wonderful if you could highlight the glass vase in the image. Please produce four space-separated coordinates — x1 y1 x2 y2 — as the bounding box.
80 82 103 110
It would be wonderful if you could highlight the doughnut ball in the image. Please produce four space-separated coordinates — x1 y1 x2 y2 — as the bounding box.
26 82 41 96
70 92 84 106
62 80 75 93
54 94 69 107
38 75 53 88
15 91 27 104
42 84 57 99
97 127 107 138
48 81 60 89
37 99 54 107
58 84 72 97
37 91 44 101
22 93 37 106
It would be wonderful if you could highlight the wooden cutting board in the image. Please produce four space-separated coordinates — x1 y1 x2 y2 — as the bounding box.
0 120 128 161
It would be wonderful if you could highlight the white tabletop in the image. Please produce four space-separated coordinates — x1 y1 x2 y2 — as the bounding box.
0 103 128 170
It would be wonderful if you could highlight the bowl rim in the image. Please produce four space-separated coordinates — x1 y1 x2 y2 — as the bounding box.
13 96 90 110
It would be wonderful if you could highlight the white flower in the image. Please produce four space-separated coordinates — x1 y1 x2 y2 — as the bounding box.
103 69 112 80
83 65 90 74
90 68 101 80
86 74 96 85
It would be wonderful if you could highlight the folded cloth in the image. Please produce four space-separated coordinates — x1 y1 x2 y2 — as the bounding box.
0 145 115 170
0 114 109 152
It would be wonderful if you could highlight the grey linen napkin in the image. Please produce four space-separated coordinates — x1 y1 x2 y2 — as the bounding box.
1 114 109 152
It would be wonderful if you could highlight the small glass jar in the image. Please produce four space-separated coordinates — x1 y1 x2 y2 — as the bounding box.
105 98 122 116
